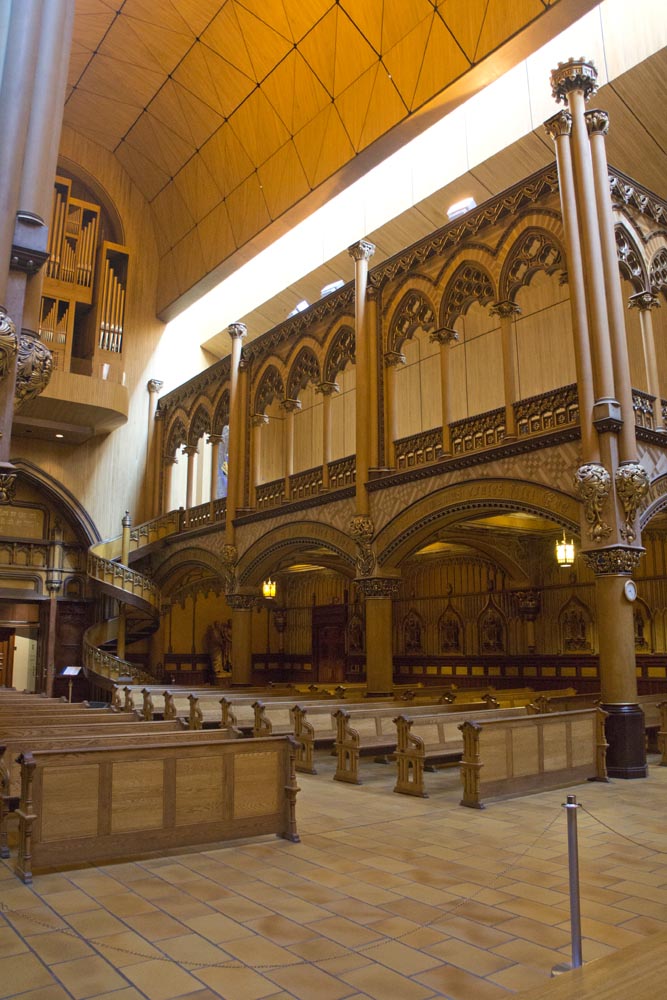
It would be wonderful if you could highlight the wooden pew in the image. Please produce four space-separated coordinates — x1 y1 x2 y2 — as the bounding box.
333 701 502 785
459 707 608 808
393 706 529 797
14 733 300 883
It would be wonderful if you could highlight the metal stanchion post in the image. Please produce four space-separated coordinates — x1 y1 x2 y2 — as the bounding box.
552 793 583 975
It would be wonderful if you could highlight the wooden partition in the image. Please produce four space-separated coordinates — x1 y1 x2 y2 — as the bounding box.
459 708 608 808
15 735 300 882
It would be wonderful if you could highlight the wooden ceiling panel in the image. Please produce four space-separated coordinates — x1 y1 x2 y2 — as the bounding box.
120 0 195 37
168 0 225 37
233 3 294 82
173 155 223 223
411 14 472 111
198 123 256 201
148 80 223 153
281 0 336 46
124 114 195 182
171 227 208 296
115 140 172 202
157 247 185 303
113 10 194 75
69 7 117 58
357 67 410 152
338 0 383 53
225 174 272 249
380 0 436 53
67 44 94 88
200 5 257 82
383 12 437 110
150 182 197 249
65 89 139 150
196 200 237 272
73 53 164 110
332 9 379 96
228 89 291 167
476 0 545 63
94 15 167 75
293 103 355 189
437 0 488 63
258 141 311 220
262 51 331 137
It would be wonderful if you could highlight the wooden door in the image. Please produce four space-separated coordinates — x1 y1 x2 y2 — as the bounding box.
312 605 346 684
0 628 15 688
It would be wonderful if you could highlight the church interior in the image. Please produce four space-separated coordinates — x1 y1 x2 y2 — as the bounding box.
3 1 667 997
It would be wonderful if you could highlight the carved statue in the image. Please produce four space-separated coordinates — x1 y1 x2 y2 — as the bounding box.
205 619 232 677
403 610 423 652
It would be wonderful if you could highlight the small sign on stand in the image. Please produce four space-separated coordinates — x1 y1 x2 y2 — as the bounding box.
60 666 82 703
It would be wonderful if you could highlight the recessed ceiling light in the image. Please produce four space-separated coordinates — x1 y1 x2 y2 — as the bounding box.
55 433 64 439
447 197 476 221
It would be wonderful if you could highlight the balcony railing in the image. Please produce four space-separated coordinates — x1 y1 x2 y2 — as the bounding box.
395 428 443 469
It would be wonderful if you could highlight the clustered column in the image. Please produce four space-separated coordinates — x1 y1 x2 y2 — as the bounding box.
316 382 339 490
430 328 458 457
348 240 375 513
629 292 664 432
489 301 521 440
548 59 648 778
225 322 247 540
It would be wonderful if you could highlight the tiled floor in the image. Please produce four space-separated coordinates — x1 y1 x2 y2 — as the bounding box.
2 752 667 1000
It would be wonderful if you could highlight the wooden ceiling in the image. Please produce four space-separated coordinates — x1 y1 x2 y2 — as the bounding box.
67 0 582 314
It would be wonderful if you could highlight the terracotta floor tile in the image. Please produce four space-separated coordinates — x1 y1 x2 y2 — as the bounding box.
431 914 514 949
488 962 551 992
121 957 202 1000
360 939 442 975
6 988 71 1000
153 932 232 969
244 914 317 945
49 955 129 999
124 911 189 940
183 912 248 944
416 963 512 998
0 953 54 997
220 933 302 968
264 962 355 999
99 892 158 917
493 916 571 949
95 930 164 967
195 964 279 1000
28 929 94 964
492 936 567 969
424 937 513 976
0 925 29 958
40 889 100 915
309 916 385 948
341 963 436 1000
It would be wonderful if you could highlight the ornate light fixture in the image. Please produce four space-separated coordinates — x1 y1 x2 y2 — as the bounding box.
262 578 276 600
555 531 575 568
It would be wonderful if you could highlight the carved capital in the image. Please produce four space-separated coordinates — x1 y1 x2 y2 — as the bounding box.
615 461 649 544
349 515 376 577
182 444 198 457
489 300 521 320
227 593 257 611
0 305 18 381
573 463 612 542
384 350 406 369
585 109 609 136
15 332 53 408
348 239 376 263
0 473 17 504
228 322 247 341
147 379 163 394
220 544 238 592
580 546 644 576
356 576 401 599
251 413 269 427
550 58 599 104
430 327 459 347
544 109 572 141
281 397 302 413
629 290 660 312
515 590 541 621
315 381 340 397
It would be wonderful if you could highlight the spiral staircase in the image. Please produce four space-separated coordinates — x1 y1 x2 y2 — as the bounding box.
83 511 181 688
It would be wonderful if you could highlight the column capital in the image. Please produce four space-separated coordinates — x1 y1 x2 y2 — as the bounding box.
207 432 224 444
251 412 269 427
550 58 598 104
580 545 644 576
281 397 302 413
384 350 406 369
182 443 198 457
147 378 163 394
585 108 609 136
544 109 572 141
0 305 18 381
629 290 661 311
356 576 401 599
430 327 459 346
228 322 247 341
348 239 376 262
489 300 521 320
315 381 340 397
227 593 257 611
367 283 380 301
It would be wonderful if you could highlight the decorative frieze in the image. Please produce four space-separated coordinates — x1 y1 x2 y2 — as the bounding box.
573 463 612 541
615 461 649 544
580 546 644 576
220 544 238 592
226 593 257 611
356 576 401 599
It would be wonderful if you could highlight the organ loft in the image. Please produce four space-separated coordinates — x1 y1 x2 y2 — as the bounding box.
3 2 667 994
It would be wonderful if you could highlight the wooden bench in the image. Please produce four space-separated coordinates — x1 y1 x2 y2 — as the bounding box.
459 707 608 808
13 733 300 883
393 706 529 797
333 701 505 784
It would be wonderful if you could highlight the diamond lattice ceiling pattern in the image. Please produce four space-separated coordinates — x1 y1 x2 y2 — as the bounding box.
67 0 564 314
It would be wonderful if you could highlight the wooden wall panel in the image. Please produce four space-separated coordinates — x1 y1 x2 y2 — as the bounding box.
175 755 224 826
233 748 279 819
41 764 99 842
111 759 164 832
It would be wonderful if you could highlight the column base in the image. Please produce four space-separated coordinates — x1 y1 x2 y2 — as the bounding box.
602 703 648 779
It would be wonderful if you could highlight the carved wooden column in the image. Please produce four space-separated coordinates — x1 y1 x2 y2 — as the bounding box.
384 351 405 468
228 594 256 686
357 577 400 695
146 379 163 519
316 382 338 490
116 511 131 663
236 353 249 511
281 398 301 500
162 456 177 515
152 408 164 519
250 414 267 505
586 109 638 464
225 322 246 540
207 433 223 508
431 328 458 456
44 520 64 696
348 239 375 514
366 284 380 471
490 301 521 440
183 444 198 510
629 291 664 432
544 109 598 464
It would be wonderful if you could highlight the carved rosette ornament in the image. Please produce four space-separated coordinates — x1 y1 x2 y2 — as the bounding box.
220 543 238 592
226 594 257 611
615 461 649 544
349 514 376 576
356 577 401 599
0 473 17 504
580 546 644 576
14 332 53 408
0 305 18 381
573 463 612 541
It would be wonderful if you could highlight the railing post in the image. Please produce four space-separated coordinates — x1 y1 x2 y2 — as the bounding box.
552 794 583 975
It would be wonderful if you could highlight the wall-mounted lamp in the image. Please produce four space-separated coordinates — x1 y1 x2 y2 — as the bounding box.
555 531 575 569
262 578 276 599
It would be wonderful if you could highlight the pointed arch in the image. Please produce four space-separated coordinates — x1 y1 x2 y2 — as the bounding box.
617 223 648 290
254 364 284 415
387 289 437 353
323 323 355 383
441 261 496 329
559 596 593 653
649 246 667 294
500 227 564 301
212 389 230 434
188 403 212 446
402 607 424 653
478 596 506 654
9 458 99 544
287 346 320 399
165 414 187 460
438 603 464 654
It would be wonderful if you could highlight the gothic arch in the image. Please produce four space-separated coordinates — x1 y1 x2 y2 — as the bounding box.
323 323 355 383
237 520 357 588
649 246 667 296
499 226 565 301
375 478 579 574
153 546 227 593
386 289 437 354
438 603 464 654
254 364 285 415
8 458 99 544
402 607 424 653
440 260 496 329
558 596 593 653
638 473 667 529
212 389 230 434
188 403 212 446
286 346 321 399
616 223 648 290
478 596 506 654
164 414 187 460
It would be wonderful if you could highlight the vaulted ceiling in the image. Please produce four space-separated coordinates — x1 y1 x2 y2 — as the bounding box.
66 0 588 316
